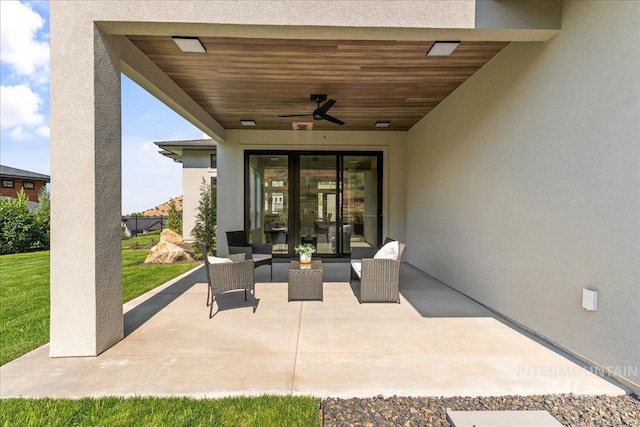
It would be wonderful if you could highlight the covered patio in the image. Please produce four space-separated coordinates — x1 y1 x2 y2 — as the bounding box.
46 1 639 394
1 263 625 398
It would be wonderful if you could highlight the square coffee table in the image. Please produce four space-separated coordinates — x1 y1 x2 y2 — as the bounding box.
288 260 323 301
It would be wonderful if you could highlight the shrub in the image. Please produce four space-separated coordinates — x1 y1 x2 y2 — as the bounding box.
0 190 48 255
35 187 51 247
165 199 182 235
190 178 217 259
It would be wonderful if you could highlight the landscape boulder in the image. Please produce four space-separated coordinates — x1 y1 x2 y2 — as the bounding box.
160 228 183 245
144 240 194 264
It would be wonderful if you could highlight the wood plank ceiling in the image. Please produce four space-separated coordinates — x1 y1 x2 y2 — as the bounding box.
127 36 508 131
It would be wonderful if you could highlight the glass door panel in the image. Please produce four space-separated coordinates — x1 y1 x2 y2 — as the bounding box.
248 154 289 254
247 151 381 257
298 155 337 255
343 155 379 253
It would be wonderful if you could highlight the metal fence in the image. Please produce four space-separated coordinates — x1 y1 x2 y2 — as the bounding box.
121 215 179 237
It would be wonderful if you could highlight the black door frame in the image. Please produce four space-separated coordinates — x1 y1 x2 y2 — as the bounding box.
244 150 383 258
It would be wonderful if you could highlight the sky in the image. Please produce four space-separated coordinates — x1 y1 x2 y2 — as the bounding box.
0 1 204 215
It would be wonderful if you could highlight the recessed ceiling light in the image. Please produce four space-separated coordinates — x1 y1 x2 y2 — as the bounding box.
426 41 460 56
240 120 256 126
270 157 280 161
172 37 206 53
375 121 391 128
292 122 313 131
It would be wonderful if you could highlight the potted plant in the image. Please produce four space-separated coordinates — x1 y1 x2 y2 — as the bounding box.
294 243 316 264
353 211 364 235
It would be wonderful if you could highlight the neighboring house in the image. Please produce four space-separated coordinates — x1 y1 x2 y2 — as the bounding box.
0 165 50 202
121 216 165 237
154 139 217 240
49 1 639 394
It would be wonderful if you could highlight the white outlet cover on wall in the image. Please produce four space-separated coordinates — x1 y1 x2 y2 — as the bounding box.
582 289 598 311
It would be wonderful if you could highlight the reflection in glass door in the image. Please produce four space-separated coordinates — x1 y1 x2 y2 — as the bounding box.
247 154 289 254
298 155 338 254
343 155 379 253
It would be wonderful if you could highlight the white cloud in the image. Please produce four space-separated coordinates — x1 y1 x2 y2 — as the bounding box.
0 1 49 78
10 125 26 140
36 124 49 137
1 84 44 129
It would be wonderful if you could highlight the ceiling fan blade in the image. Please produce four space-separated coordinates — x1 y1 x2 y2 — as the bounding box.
278 114 312 118
319 99 336 114
321 114 345 126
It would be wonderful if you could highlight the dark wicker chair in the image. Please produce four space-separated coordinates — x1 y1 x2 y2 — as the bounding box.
350 238 406 303
200 242 256 318
226 230 273 280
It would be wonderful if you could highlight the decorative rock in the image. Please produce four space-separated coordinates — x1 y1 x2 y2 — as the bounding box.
160 228 183 245
322 394 640 427
144 240 193 264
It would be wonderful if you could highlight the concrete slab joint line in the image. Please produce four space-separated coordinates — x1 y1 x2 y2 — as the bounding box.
291 301 304 394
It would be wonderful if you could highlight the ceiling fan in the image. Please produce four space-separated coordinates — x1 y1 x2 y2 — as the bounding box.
278 94 345 126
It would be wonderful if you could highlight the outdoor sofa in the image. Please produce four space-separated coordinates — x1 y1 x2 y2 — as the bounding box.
350 238 407 303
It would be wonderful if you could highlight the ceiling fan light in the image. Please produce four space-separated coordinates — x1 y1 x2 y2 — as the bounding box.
375 121 391 128
240 120 256 126
426 41 460 56
172 37 206 53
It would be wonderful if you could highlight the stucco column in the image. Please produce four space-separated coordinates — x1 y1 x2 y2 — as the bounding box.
50 23 123 356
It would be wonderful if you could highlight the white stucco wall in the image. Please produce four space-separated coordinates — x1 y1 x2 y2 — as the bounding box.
182 151 217 241
406 1 640 391
216 130 406 255
50 24 124 356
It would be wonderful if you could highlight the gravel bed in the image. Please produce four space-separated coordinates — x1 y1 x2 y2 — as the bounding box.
322 394 639 426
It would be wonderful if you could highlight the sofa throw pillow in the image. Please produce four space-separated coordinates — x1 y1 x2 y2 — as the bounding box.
208 256 233 264
374 240 399 260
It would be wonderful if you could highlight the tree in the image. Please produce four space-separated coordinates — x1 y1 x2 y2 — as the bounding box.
0 190 47 255
190 178 217 259
165 199 182 235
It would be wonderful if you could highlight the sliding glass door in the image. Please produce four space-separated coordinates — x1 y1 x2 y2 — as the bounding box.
343 155 379 254
299 155 338 255
247 154 290 254
246 151 381 257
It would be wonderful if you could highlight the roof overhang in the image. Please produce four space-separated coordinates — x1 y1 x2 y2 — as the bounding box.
154 139 217 163
56 1 562 141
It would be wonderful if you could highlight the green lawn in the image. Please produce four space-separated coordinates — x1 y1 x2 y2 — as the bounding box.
0 250 320 426
0 250 199 366
0 396 321 426
121 231 161 250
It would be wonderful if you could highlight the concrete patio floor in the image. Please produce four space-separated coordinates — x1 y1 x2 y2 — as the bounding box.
0 262 626 399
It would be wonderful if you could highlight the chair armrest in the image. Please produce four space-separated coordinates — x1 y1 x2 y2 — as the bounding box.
360 258 401 303
227 253 246 262
250 243 273 255
229 246 253 258
361 258 400 277
351 247 377 260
